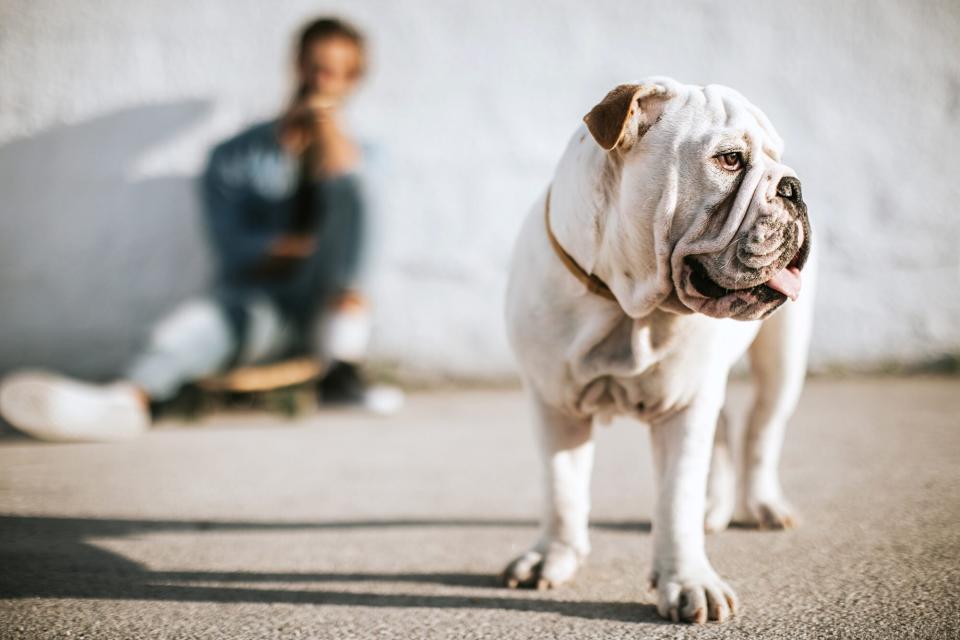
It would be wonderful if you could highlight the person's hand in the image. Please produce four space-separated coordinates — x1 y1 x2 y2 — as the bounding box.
298 96 338 131
280 96 360 177
269 233 316 259
280 96 338 149
332 290 367 314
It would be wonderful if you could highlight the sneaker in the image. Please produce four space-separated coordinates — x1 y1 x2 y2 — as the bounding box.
363 384 405 416
0 371 150 442
317 362 405 416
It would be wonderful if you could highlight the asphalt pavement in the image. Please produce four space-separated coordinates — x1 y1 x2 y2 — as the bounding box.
1 377 958 639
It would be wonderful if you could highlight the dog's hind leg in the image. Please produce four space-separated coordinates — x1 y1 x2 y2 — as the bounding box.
738 258 816 529
502 396 593 590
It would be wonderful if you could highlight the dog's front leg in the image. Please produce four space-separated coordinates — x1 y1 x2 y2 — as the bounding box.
649 396 738 623
502 396 593 590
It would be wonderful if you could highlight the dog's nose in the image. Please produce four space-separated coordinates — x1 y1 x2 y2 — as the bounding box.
776 176 802 204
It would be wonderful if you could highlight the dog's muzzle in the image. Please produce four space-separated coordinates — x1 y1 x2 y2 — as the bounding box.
684 175 811 314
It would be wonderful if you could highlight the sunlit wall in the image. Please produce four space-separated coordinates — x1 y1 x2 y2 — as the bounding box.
1 0 957 380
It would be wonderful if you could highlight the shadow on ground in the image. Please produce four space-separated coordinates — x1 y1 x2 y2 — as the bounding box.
0 515 658 624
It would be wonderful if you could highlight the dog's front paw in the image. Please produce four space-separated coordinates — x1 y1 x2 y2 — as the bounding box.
501 541 583 590
650 566 738 623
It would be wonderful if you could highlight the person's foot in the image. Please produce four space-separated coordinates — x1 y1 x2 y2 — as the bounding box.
317 362 404 416
0 371 150 442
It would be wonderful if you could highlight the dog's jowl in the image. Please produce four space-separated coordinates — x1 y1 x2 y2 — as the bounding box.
502 77 816 624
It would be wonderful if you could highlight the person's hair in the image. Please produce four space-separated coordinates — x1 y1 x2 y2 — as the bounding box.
296 17 366 80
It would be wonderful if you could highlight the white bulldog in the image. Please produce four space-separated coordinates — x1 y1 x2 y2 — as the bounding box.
502 77 816 623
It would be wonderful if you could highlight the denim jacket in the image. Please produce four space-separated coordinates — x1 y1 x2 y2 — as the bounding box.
200 120 366 319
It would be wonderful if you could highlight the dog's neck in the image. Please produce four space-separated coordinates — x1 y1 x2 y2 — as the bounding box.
549 126 675 319
549 127 619 278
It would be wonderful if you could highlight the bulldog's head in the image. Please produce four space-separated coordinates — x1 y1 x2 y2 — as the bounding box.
581 78 811 321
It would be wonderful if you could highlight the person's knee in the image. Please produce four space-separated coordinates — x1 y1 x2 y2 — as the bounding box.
149 298 234 364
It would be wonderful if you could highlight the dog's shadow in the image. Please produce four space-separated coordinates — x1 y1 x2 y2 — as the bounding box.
0 515 661 624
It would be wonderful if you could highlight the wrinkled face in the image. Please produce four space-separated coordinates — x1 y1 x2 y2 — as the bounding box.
624 85 811 321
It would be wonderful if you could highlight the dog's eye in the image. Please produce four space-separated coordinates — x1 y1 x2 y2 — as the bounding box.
717 152 744 172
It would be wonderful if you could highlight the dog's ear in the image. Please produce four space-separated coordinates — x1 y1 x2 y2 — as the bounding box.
583 83 671 151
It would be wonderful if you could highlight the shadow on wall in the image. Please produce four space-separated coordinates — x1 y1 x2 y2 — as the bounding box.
0 101 214 380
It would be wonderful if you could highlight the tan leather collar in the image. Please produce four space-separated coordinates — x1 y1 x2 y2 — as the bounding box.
543 187 617 302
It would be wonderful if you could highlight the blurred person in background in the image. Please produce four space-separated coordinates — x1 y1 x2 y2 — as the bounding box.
0 16 401 442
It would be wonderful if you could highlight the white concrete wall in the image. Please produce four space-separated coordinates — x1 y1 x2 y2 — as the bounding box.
1 0 958 381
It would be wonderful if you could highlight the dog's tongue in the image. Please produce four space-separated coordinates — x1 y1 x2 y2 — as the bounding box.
765 267 802 301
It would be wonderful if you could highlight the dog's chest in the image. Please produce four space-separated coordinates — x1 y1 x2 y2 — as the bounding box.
570 311 721 421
